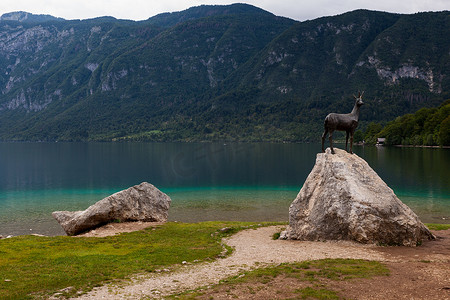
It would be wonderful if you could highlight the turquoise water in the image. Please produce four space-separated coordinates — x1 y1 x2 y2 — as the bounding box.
0 142 448 236
0 186 298 236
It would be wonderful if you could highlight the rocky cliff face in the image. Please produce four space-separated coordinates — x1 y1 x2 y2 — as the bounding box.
0 22 76 112
283 148 434 246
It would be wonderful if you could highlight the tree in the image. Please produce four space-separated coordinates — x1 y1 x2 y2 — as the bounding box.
439 116 450 146
364 122 383 144
353 130 364 143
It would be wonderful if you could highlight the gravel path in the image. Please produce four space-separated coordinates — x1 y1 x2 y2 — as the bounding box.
75 226 387 299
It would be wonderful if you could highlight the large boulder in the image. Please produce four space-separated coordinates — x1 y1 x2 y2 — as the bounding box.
53 182 171 236
282 148 434 246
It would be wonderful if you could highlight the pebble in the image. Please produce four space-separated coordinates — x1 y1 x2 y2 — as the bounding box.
219 227 232 233
31 234 46 237
59 287 74 293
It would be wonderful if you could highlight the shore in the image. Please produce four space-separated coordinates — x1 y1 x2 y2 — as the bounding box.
2 221 449 299
74 224 449 300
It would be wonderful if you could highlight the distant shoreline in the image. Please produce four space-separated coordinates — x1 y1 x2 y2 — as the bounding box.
392 144 450 149
352 142 450 149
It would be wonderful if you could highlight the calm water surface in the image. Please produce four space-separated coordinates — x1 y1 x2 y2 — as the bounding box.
0 142 448 236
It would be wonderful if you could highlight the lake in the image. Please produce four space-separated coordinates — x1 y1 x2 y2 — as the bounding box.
0 142 448 236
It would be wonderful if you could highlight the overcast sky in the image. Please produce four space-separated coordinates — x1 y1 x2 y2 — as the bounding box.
1 0 448 21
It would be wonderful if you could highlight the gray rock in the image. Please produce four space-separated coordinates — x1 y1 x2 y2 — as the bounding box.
284 148 434 246
53 182 171 236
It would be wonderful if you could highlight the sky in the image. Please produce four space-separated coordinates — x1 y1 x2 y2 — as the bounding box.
0 0 448 22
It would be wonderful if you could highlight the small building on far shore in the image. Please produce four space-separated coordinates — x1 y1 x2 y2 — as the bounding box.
376 138 386 146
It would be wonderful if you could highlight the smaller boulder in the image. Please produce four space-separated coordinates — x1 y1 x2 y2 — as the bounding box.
53 182 171 236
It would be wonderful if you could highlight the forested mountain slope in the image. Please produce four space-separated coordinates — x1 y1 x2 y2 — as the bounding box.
0 4 448 142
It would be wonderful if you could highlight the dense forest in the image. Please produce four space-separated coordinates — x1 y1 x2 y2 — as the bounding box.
0 5 449 142
362 100 450 146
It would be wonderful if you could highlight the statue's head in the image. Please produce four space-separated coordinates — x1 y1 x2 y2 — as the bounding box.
353 91 364 107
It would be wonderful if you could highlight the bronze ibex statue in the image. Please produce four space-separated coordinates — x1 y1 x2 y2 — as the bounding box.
321 91 364 154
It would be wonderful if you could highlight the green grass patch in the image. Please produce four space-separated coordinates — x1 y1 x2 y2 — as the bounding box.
220 259 389 285
295 286 339 299
272 231 281 240
0 221 276 299
310 259 389 280
425 223 450 231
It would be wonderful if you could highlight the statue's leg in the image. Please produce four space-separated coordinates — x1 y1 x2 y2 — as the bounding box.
321 129 328 152
345 131 349 152
349 134 354 154
329 131 335 154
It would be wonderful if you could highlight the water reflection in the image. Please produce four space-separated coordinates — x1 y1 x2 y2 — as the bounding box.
355 145 449 198
0 142 448 235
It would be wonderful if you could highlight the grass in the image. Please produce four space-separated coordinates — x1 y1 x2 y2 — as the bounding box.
0 221 276 299
174 258 390 299
295 286 340 299
425 223 450 231
223 259 389 283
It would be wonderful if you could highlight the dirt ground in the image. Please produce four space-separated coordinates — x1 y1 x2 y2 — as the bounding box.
194 229 450 300
192 260 449 300
74 223 450 300
363 229 450 300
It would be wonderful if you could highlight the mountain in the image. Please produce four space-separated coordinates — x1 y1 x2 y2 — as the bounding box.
0 11 65 23
0 4 448 142
146 3 274 27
